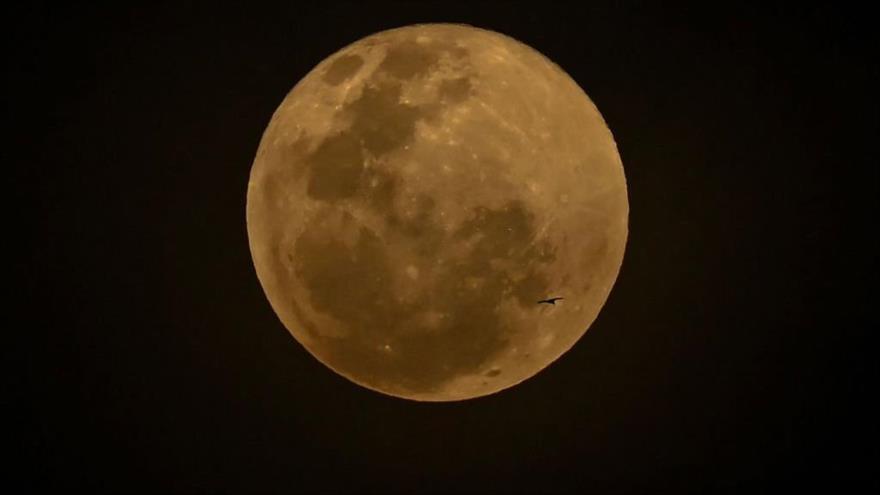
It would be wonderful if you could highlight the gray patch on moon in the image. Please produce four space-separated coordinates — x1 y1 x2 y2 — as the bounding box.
260 135 311 208
376 37 470 74
301 29 484 206
294 220 393 331
322 54 365 86
289 194 556 394
303 38 478 203
301 80 427 202
437 77 473 104
305 132 364 200
347 82 426 157
377 39 442 80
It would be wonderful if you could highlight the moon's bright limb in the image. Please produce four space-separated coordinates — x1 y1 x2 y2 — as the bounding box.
247 24 628 401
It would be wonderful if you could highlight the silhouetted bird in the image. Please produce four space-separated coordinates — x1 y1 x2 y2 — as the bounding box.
537 297 564 305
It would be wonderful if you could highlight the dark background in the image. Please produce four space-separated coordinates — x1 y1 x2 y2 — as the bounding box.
11 2 876 493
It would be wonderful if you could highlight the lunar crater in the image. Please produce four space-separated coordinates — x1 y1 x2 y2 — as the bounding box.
322 54 365 86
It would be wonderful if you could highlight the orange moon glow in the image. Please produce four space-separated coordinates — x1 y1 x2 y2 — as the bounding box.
246 24 628 401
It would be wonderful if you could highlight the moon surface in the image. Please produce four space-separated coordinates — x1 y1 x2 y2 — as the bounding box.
246 24 628 401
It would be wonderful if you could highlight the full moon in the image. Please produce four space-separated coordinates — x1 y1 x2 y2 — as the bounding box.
246 24 628 401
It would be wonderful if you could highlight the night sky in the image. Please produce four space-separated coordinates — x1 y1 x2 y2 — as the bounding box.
12 3 876 493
